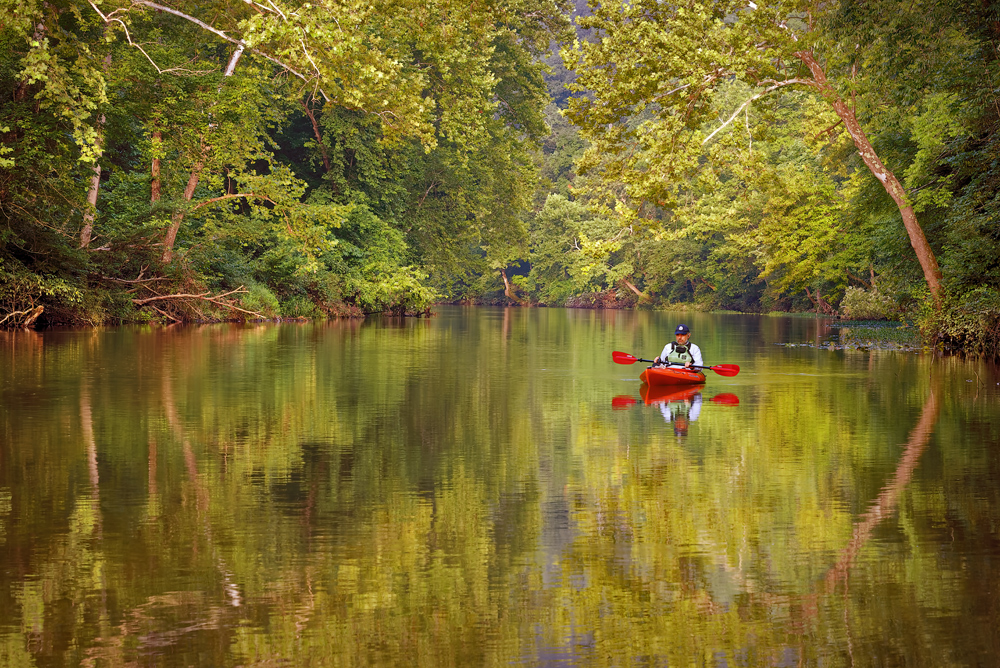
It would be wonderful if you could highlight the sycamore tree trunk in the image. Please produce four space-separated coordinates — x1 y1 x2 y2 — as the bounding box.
500 268 517 302
80 52 111 249
161 143 207 263
301 100 331 172
80 158 102 248
151 130 162 203
160 45 243 264
796 51 944 307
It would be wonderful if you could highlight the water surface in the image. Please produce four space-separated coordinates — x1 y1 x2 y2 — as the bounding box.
2 307 999 666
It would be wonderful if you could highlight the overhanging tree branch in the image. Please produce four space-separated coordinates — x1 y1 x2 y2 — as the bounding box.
88 0 322 94
189 193 255 211
702 79 813 145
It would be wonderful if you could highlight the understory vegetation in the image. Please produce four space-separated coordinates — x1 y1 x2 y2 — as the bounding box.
2 1 1000 354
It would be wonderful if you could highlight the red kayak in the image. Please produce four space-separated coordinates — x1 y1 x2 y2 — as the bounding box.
639 366 706 386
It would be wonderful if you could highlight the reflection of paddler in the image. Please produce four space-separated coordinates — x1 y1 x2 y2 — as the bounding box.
641 383 703 435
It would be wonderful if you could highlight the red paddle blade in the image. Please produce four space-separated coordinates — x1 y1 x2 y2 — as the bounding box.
709 364 740 377
612 395 638 409
710 393 740 405
612 351 639 365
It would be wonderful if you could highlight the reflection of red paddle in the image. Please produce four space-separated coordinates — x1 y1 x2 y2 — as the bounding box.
612 395 638 409
612 351 740 377
613 391 739 409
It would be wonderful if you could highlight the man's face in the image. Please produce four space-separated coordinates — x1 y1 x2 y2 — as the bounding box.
675 333 690 346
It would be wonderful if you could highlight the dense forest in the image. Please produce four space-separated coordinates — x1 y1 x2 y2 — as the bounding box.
2 1 1000 353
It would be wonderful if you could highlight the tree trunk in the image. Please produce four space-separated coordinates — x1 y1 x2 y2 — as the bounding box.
151 130 162 203
796 50 943 307
500 268 516 301
623 278 650 301
160 43 242 263
80 160 102 248
161 144 207 263
301 100 331 172
805 286 819 310
81 47 112 249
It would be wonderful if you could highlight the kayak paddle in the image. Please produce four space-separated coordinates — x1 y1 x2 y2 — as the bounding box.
611 351 741 377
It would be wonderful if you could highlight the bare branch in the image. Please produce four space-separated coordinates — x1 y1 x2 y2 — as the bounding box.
264 0 287 20
813 117 844 141
100 268 169 284
90 1 320 87
652 83 691 102
132 286 265 319
417 180 440 209
702 79 814 146
0 306 43 328
190 193 255 212
224 43 245 76
149 304 182 323
134 291 211 305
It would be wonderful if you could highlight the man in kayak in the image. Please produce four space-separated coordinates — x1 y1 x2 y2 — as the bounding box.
654 323 703 369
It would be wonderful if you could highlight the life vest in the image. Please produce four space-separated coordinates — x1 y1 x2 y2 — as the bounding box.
665 341 694 365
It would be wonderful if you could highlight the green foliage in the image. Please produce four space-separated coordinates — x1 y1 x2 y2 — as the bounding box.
534 0 1000 339
0 124 12 168
348 263 438 315
0 259 82 314
240 281 280 318
919 287 1000 357
839 287 901 322
522 194 618 304
534 104 586 206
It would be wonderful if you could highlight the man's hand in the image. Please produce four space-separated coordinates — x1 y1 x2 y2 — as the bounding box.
684 361 692 368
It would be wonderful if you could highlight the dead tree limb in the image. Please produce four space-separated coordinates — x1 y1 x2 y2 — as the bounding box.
623 278 651 302
0 305 44 328
132 286 265 319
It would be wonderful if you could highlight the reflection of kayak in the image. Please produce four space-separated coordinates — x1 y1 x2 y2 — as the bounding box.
639 366 706 386
641 383 704 405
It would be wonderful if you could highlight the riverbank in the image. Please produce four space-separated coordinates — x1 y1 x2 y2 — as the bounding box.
5 285 1000 359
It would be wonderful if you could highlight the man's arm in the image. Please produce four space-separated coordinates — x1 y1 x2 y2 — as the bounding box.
655 343 671 364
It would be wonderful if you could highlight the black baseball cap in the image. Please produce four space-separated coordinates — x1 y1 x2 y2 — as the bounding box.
675 324 690 335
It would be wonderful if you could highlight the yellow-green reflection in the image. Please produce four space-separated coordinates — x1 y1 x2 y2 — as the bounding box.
1 309 999 667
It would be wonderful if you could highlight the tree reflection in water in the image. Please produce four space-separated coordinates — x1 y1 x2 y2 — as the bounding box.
0 313 997 667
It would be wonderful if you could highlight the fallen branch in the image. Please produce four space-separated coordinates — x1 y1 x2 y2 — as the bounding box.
149 304 182 323
0 305 44 328
133 291 212 304
101 272 169 284
622 278 651 302
132 286 265 319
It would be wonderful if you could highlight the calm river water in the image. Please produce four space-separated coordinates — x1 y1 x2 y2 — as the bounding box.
2 307 999 667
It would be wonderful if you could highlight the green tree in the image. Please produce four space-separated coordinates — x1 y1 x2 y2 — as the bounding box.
562 0 949 306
